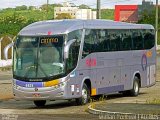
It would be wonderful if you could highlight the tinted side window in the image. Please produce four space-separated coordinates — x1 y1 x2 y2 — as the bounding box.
82 29 96 58
120 30 132 51
132 30 143 50
143 29 155 49
97 29 109 52
108 30 121 51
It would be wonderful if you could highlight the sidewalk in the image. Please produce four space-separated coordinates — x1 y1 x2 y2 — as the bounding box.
88 103 160 120
88 82 160 119
91 103 160 114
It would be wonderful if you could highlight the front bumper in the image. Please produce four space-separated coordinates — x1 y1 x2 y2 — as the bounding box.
13 87 68 100
13 78 70 100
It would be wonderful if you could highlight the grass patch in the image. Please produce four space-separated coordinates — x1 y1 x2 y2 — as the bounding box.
84 95 107 112
146 98 160 104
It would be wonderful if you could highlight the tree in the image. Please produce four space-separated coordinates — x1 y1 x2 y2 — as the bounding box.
138 8 160 44
28 6 36 10
15 5 28 11
55 13 72 19
79 4 90 9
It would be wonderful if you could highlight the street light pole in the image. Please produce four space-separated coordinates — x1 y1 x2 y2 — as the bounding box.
155 0 159 49
97 0 101 19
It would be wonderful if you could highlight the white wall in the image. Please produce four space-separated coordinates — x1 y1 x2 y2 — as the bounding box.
76 9 96 20
0 59 12 67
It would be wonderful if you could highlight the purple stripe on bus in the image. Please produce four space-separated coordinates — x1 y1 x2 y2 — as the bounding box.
98 85 124 94
16 80 43 88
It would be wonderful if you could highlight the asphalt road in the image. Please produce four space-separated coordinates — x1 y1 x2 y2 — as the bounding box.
0 71 12 81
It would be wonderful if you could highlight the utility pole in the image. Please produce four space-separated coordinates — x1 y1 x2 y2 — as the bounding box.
97 0 101 19
155 0 159 49
47 0 49 19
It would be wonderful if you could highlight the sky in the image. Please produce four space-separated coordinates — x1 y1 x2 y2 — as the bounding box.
0 0 159 9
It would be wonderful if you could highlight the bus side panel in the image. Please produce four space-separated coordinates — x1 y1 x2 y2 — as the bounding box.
121 66 131 90
76 53 97 96
96 52 124 95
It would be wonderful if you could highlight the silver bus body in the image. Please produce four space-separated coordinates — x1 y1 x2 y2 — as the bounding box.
12 20 156 101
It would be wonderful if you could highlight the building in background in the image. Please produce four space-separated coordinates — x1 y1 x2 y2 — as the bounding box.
114 0 155 23
76 9 96 19
54 2 96 19
114 5 138 23
54 2 78 19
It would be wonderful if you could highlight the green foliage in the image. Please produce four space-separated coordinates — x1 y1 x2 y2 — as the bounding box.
146 98 160 104
138 8 160 45
0 9 54 35
55 13 72 19
0 4 115 36
0 13 36 35
15 5 28 11
79 4 90 9
101 9 114 20
28 6 36 10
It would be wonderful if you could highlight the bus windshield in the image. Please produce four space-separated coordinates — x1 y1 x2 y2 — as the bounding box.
13 36 64 79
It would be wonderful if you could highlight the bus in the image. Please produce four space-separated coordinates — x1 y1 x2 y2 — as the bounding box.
5 19 156 107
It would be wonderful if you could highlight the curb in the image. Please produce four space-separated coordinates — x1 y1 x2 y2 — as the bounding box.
88 105 160 119
88 105 134 115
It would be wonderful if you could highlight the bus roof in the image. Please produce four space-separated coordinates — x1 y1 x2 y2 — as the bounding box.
19 19 154 36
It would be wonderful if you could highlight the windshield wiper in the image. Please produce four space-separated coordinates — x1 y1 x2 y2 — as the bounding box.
37 63 48 77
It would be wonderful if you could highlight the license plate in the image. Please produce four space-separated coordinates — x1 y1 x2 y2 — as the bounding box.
33 93 41 97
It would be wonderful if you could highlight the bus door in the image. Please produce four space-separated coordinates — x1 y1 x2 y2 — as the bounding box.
81 29 97 96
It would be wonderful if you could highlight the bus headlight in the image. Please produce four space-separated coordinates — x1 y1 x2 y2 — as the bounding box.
52 81 66 90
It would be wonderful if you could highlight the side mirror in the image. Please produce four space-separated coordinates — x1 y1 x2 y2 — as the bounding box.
4 42 14 60
64 39 76 59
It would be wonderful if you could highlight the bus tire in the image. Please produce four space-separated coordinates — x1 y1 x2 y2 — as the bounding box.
76 83 90 105
34 100 46 107
129 77 140 96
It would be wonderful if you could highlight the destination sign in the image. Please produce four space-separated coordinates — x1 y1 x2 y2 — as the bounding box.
41 38 59 44
40 36 63 47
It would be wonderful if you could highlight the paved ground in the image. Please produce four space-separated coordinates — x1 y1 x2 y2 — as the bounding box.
95 103 160 114
0 71 12 81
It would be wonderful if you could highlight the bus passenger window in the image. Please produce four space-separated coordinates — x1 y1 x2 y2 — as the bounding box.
132 30 143 50
82 29 96 58
143 30 155 49
108 30 120 51
120 30 132 51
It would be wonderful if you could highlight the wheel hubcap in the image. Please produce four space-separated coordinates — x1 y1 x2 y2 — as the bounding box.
134 82 139 93
82 88 88 103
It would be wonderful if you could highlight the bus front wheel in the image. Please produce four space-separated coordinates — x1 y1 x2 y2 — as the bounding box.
34 100 46 107
76 83 90 105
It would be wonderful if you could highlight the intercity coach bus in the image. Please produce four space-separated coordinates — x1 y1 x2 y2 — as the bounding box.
5 20 156 107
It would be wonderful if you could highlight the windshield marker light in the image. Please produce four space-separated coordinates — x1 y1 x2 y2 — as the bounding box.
48 31 52 35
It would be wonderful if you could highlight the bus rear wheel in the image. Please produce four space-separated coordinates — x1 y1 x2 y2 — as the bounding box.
76 83 90 105
129 77 140 96
34 100 46 107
